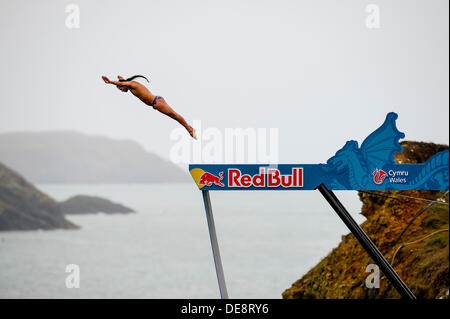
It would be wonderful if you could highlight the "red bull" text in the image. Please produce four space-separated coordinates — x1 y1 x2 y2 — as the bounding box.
228 168 303 188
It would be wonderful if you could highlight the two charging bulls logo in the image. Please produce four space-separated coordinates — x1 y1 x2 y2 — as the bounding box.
373 168 388 185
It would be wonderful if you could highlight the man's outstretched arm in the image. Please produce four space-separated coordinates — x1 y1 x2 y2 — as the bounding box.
102 76 135 88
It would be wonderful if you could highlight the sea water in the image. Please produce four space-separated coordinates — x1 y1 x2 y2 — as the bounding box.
0 184 364 298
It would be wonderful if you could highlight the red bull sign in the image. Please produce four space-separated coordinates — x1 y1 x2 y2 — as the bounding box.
189 113 449 191
192 113 429 301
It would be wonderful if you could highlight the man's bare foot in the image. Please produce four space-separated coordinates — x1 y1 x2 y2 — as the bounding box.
102 76 111 83
188 126 197 140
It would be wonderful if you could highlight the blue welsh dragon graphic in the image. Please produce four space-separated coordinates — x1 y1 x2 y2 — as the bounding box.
320 113 449 190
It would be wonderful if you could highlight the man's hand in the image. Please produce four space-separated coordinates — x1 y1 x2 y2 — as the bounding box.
102 75 129 92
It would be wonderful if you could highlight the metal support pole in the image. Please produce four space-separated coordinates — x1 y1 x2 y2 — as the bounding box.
316 184 416 299
201 190 229 299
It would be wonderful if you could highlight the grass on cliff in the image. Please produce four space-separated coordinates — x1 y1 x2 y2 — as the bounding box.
282 191 449 299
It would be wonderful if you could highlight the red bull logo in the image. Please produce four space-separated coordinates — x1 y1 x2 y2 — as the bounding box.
198 172 225 187
372 168 388 185
190 167 303 189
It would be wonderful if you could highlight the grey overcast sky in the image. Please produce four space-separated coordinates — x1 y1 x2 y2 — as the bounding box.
0 0 448 163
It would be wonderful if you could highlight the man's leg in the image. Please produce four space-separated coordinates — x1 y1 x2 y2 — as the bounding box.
154 100 196 139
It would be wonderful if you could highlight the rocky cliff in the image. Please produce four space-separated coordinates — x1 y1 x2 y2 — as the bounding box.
282 141 449 299
0 162 78 231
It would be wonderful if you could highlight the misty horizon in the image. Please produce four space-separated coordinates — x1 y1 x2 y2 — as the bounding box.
1 0 448 165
